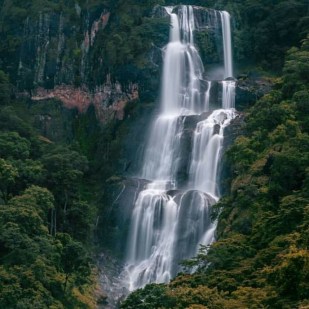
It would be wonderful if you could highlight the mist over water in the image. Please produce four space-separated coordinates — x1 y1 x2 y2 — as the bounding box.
123 5 236 291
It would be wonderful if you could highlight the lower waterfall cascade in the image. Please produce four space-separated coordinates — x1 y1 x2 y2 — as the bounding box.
122 5 237 291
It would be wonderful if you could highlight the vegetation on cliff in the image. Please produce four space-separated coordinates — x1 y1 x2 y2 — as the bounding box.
167 0 309 71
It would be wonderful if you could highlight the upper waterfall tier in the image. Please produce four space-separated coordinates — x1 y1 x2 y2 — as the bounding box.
220 11 233 78
160 6 204 115
154 5 234 81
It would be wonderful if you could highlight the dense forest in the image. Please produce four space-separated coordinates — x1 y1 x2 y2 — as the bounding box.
0 79 97 307
0 0 308 308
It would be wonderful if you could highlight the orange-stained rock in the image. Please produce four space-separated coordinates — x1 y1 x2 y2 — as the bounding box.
31 82 139 123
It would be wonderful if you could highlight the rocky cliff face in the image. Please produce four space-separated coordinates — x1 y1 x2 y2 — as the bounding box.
9 4 224 124
30 79 138 122
17 7 110 88
2 3 141 123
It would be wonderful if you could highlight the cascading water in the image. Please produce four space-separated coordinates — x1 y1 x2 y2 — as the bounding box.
220 10 236 110
189 109 236 197
123 5 236 291
220 11 233 79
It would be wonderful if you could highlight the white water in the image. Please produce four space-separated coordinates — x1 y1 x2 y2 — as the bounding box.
220 11 235 109
123 5 236 291
189 109 236 197
220 11 233 79
222 80 236 109
205 81 211 111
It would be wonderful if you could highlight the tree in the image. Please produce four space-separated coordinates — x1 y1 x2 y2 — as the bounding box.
0 70 10 105
0 158 18 203
23 186 55 222
66 200 94 242
57 233 91 291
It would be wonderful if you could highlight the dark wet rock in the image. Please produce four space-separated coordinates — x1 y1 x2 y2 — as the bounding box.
97 252 129 309
166 189 181 197
209 81 221 110
225 77 237 81
213 123 220 135
100 177 150 255
114 178 150 225
223 112 244 148
176 129 193 187
152 5 170 18
172 189 216 205
29 99 77 143
182 114 204 129
219 112 245 195
172 189 216 273
236 76 273 110
17 9 110 89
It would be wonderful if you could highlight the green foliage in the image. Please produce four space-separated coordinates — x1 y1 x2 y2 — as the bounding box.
195 31 219 65
0 102 95 307
89 8 169 85
282 35 309 97
57 233 91 291
0 70 10 105
66 200 94 242
0 131 31 159
41 146 88 191
0 172 92 307
120 284 172 309
0 158 18 203
23 185 55 218
0 106 35 138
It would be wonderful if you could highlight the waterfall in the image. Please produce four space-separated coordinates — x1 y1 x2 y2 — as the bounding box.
222 80 236 109
220 11 233 79
220 11 235 109
189 109 236 197
123 5 236 291
205 81 211 111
